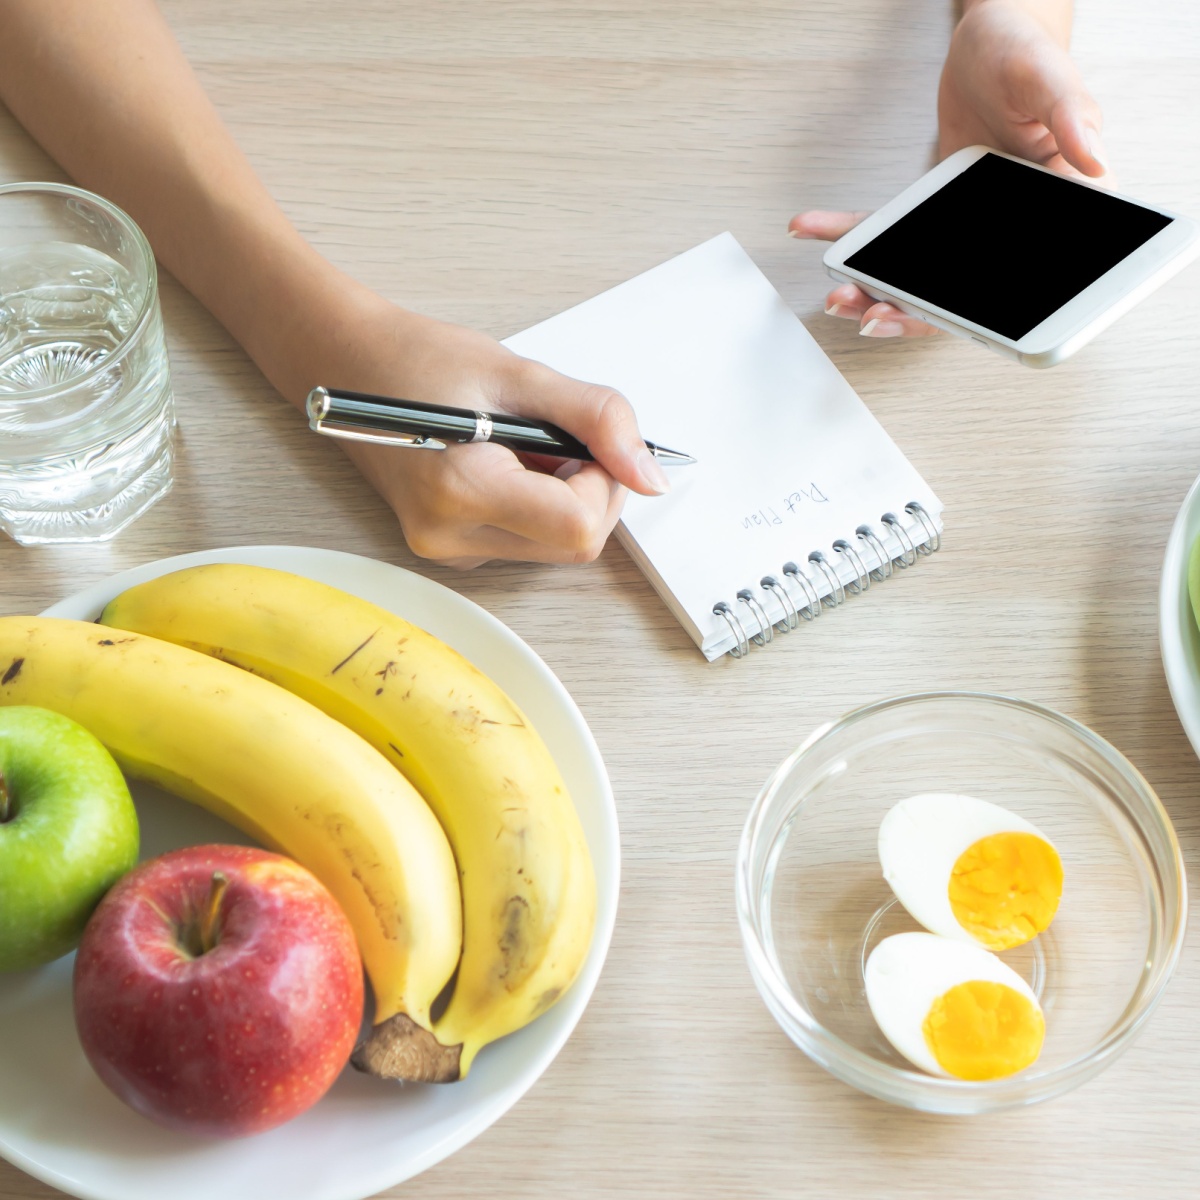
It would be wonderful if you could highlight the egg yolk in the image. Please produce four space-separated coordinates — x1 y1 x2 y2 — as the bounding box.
922 980 1045 1080
947 831 1063 950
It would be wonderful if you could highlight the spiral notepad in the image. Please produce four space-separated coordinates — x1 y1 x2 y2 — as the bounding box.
503 232 943 660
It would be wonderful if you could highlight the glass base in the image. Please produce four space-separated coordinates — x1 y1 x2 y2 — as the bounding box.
1 441 173 546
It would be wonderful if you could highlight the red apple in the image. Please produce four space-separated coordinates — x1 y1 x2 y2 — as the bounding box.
73 844 364 1137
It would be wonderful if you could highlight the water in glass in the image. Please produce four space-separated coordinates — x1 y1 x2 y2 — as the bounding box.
0 237 174 544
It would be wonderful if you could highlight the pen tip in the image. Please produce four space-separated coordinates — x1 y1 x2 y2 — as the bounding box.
650 444 697 466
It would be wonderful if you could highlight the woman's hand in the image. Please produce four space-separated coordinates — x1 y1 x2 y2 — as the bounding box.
937 0 1105 180
789 0 1106 338
0 0 669 570
294 300 670 569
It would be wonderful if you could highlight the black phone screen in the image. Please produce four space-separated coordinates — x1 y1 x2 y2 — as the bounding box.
843 153 1173 341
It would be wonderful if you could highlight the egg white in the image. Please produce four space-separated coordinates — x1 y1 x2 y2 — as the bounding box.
864 931 1042 1077
877 793 1055 945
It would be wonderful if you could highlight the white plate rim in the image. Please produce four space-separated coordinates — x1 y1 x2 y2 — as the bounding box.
1 545 619 1200
1159 473 1200 760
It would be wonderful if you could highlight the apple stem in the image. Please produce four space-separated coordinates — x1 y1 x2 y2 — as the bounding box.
199 871 229 954
0 772 9 823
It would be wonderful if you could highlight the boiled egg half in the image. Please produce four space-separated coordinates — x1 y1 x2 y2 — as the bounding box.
878 793 1063 951
865 932 1045 1080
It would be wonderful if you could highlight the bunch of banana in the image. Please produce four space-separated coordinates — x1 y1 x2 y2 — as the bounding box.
0 616 462 1064
101 563 597 1082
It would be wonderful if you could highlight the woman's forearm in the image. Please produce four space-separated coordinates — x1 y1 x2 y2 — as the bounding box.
0 0 384 407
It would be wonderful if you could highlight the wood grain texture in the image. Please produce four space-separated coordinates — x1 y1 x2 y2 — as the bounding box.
3 0 1200 1196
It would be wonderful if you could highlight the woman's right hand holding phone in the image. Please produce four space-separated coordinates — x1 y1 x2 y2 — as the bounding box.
789 0 1107 338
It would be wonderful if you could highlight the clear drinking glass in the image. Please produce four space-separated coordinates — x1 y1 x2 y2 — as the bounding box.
0 182 174 545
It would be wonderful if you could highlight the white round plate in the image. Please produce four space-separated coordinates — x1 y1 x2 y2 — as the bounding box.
0 546 618 1200
1160 472 1200 758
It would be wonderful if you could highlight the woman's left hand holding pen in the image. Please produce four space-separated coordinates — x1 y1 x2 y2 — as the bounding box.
0 0 669 569
290 303 673 569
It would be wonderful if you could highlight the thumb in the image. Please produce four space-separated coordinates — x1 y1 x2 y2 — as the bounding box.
505 358 671 498
1024 54 1108 178
1046 94 1108 179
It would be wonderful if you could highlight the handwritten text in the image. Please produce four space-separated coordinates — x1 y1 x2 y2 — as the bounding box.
741 483 829 532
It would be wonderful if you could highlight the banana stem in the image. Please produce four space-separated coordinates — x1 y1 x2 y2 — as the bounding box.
199 871 228 954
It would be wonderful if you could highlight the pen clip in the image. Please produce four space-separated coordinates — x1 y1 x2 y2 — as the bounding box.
309 418 448 451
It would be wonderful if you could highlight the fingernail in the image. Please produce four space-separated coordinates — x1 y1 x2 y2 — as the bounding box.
554 459 584 480
825 303 849 317
787 228 802 238
1087 129 1108 170
860 318 905 338
636 448 671 495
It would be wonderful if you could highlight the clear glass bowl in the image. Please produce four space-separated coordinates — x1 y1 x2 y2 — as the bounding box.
736 692 1187 1113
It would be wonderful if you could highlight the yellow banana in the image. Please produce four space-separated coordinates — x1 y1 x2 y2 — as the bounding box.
0 616 462 1047
101 563 597 1081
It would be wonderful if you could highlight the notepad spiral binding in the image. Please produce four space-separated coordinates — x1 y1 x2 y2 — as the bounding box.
712 501 941 658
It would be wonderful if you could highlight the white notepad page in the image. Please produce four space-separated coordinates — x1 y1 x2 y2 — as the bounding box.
503 232 943 659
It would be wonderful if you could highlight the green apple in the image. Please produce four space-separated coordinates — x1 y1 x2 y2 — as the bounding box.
0 705 139 971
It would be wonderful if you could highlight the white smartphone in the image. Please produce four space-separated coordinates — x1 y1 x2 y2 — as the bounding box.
822 146 1200 367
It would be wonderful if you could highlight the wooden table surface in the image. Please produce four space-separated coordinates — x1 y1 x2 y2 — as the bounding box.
4 1 1200 1196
